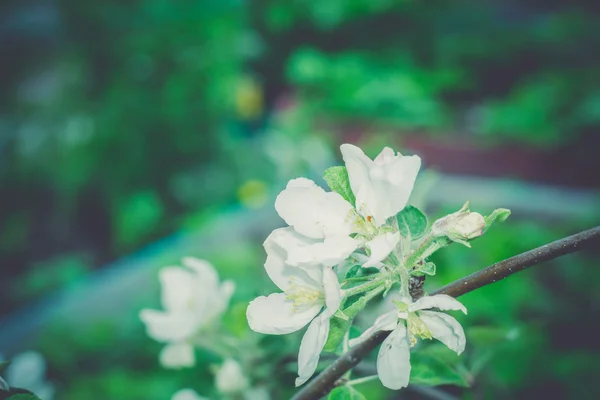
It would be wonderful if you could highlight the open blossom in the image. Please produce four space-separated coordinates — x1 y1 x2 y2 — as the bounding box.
274 144 421 269
350 294 467 390
246 230 342 387
140 257 235 368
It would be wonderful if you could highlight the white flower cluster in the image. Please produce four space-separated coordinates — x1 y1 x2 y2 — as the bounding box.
140 258 270 399
246 143 493 390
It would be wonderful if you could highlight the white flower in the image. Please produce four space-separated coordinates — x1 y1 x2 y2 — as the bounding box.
275 143 419 268
171 388 208 400
341 144 421 228
432 202 485 245
140 257 235 369
246 234 342 387
350 294 467 390
215 359 249 394
0 351 54 400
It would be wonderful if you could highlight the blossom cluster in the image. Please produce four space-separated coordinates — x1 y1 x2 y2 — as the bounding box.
246 143 508 390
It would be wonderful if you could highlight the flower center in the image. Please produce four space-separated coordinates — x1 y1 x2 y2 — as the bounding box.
285 277 323 312
406 312 433 347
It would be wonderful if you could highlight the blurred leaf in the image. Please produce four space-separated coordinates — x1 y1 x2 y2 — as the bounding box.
113 190 164 249
328 385 366 400
7 395 41 400
396 205 428 240
410 351 470 387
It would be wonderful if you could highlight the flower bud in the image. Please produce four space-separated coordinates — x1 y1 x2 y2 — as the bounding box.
215 359 249 395
432 202 485 245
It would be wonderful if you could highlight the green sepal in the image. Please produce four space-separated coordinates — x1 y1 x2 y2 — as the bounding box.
414 261 436 276
483 208 511 233
328 385 367 400
345 265 379 280
396 205 428 240
323 166 356 206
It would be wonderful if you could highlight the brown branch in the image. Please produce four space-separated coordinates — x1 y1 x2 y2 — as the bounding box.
291 226 600 400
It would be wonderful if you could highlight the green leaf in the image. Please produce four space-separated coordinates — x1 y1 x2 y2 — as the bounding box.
7 394 42 400
483 208 511 233
410 352 470 387
345 265 361 279
396 205 428 240
328 385 367 400
323 166 356 206
324 288 384 352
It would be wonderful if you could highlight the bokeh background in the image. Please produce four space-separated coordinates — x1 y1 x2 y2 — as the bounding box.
1 0 600 399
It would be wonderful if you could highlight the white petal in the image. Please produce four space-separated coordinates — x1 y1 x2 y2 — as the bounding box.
246 293 321 334
172 389 208 400
377 323 411 390
409 294 467 314
6 351 46 390
341 144 421 226
363 232 400 268
263 228 323 291
181 257 219 288
287 235 359 268
340 143 374 210
160 342 195 369
349 310 398 347
419 310 466 355
322 267 342 317
158 267 195 312
295 314 330 386
275 178 354 239
139 309 199 342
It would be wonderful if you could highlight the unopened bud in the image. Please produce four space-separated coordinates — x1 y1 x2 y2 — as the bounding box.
432 202 485 245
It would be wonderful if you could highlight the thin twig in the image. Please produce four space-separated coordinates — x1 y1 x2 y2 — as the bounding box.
290 226 600 400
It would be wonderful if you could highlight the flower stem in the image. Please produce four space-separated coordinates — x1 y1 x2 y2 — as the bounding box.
343 276 387 297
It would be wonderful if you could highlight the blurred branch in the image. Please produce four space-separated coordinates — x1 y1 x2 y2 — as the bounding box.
291 226 600 400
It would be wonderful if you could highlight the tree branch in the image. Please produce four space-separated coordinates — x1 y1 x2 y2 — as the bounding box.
291 226 600 400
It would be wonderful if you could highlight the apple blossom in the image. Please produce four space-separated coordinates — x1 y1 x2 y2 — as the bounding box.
246 229 342 387
215 358 249 395
140 257 235 368
350 294 467 390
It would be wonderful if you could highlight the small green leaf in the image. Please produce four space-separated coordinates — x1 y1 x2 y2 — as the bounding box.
323 166 356 206
483 208 511 233
328 385 367 400
345 265 361 279
416 262 436 276
323 316 349 352
396 205 428 240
